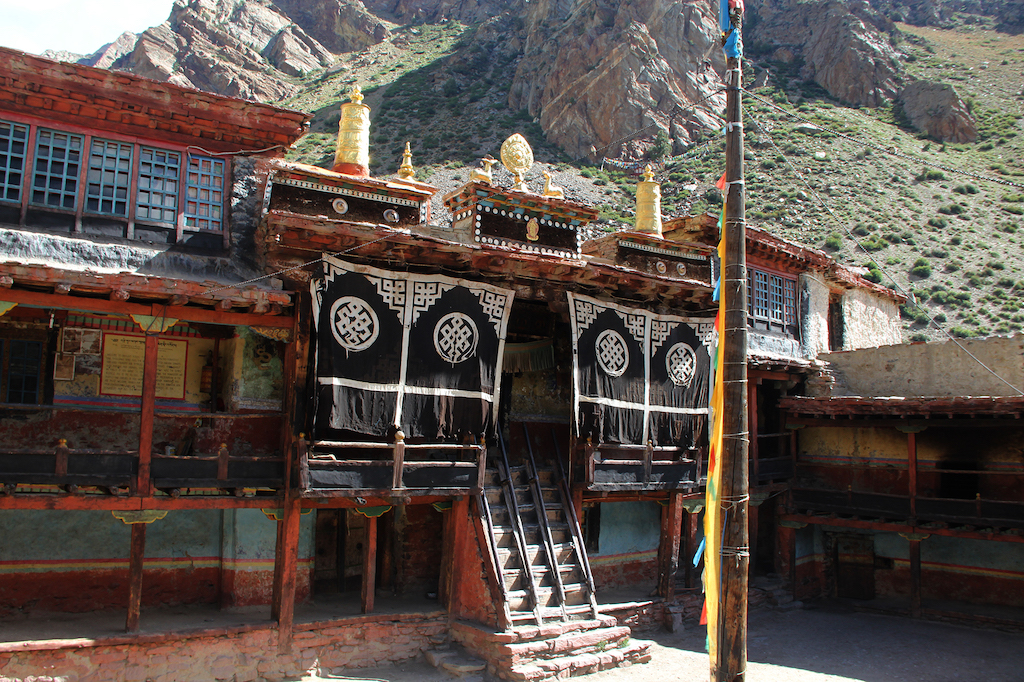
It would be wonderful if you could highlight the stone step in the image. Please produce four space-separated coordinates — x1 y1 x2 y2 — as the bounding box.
452 617 648 681
426 645 487 679
507 639 652 681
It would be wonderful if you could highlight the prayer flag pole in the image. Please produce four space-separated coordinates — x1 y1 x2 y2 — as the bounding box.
713 0 749 679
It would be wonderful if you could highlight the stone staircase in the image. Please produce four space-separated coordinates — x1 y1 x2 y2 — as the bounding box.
480 455 598 625
466 424 650 679
451 617 652 681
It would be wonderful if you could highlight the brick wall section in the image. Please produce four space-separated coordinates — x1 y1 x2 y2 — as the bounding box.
590 556 658 590
0 613 446 682
397 504 444 594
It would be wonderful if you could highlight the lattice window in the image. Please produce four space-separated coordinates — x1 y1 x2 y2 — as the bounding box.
769 274 785 323
136 147 180 225
86 138 133 216
185 155 224 231
32 129 83 209
783 278 797 326
748 267 798 335
3 339 43 404
0 119 28 203
753 270 769 320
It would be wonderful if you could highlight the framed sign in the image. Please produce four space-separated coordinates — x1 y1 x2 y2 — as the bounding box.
99 334 188 400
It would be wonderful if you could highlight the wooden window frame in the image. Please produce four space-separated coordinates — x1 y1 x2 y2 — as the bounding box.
0 112 230 246
747 264 799 338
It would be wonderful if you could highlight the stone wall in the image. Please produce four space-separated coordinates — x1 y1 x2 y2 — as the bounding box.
822 334 1024 397
799 271 831 359
0 613 446 682
840 287 902 351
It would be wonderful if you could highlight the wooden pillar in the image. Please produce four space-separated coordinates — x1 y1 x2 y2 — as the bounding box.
275 498 302 651
907 431 918 519
125 523 147 632
684 507 701 589
444 496 471 618
778 525 796 598
748 500 759 578
361 513 378 614
909 538 922 618
748 379 759 486
658 493 684 601
137 333 159 496
717 43 750 682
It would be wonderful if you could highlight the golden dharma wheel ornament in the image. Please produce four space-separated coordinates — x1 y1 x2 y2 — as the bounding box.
500 133 534 192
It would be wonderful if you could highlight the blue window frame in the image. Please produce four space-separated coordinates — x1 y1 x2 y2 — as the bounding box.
32 129 83 210
136 146 180 225
185 155 225 232
0 119 28 203
86 138 133 216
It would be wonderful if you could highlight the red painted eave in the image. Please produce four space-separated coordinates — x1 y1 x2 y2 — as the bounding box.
0 47 311 152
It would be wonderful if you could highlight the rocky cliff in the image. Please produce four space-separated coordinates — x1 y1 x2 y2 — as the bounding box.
746 0 905 107
509 0 726 159
58 0 1012 158
112 0 383 101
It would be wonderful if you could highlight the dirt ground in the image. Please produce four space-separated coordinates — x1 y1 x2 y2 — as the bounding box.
297 603 1024 682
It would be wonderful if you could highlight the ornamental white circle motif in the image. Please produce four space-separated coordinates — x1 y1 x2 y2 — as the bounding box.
595 329 628 377
434 312 479 365
332 198 349 214
330 296 379 352
666 342 697 387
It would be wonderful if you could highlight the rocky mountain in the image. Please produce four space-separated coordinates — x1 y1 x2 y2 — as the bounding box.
40 0 1024 341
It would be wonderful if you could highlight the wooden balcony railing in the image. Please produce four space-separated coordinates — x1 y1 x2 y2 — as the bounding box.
303 439 487 496
582 442 702 491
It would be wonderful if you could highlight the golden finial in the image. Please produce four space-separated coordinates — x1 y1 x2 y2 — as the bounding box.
333 83 371 177
397 141 415 180
635 164 663 237
500 133 534 193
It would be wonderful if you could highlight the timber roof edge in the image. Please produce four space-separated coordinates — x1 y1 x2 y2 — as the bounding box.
0 47 311 152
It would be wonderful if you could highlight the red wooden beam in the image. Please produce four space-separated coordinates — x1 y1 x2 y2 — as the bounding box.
125 523 146 632
137 334 158 497
780 512 1024 544
362 514 378 615
0 288 293 328
275 497 302 652
657 492 684 602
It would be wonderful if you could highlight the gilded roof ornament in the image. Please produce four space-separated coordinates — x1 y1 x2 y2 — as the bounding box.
500 133 534 193
397 141 416 180
348 84 364 105
635 164 663 238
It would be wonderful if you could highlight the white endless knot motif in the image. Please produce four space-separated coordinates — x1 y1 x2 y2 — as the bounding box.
666 342 696 387
330 296 379 352
434 312 479 365
595 329 628 377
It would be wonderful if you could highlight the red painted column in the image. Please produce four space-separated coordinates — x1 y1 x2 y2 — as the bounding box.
137 333 159 496
362 514 378 614
125 523 147 632
276 498 302 652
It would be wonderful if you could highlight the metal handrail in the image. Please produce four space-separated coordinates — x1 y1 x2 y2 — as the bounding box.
497 429 544 625
476 479 513 629
522 423 568 620
552 432 599 620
